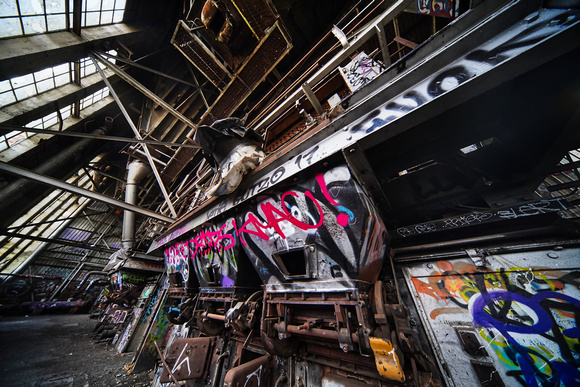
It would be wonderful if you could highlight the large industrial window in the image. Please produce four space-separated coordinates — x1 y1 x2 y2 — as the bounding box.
0 0 126 38
0 86 110 152
0 50 116 109
0 63 70 106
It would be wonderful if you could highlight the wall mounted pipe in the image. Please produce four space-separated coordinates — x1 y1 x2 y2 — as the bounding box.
76 271 109 290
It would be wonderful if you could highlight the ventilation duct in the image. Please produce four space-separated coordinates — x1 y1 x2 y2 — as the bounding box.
121 160 151 250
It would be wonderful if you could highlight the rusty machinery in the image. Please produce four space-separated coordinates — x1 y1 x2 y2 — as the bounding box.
149 0 580 386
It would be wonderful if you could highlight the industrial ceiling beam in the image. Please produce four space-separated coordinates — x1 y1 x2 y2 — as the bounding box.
0 124 201 149
72 0 82 36
0 24 141 79
0 231 117 255
91 55 179 218
0 161 174 223
6 210 109 231
92 52 199 133
96 50 218 96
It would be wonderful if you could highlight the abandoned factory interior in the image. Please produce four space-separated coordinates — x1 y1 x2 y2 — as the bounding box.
1 0 580 386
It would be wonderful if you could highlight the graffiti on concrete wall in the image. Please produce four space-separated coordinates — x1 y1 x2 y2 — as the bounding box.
396 198 567 238
409 256 580 386
143 306 171 356
237 165 386 284
111 272 146 291
1 276 62 303
340 52 382 92
149 8 579 255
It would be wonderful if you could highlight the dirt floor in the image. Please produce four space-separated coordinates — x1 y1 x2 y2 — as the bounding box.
0 313 153 386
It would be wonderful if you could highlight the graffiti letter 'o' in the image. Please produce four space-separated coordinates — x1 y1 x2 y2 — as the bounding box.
270 167 286 185
427 66 471 97
281 191 324 229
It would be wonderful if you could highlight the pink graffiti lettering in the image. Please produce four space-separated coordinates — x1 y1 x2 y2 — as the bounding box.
164 174 350 261
189 223 235 256
281 191 324 230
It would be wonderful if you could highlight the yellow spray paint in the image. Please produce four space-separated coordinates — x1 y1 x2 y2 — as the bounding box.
369 336 405 382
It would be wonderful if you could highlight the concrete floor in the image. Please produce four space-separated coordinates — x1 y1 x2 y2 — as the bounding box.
0 314 152 387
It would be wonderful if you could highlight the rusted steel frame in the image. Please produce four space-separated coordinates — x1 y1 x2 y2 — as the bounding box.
90 54 178 218
266 298 360 306
247 0 386 126
303 351 380 380
253 0 412 132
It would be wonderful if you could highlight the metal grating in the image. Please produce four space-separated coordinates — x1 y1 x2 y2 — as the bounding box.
203 23 292 122
233 0 277 38
172 21 232 90
162 22 291 184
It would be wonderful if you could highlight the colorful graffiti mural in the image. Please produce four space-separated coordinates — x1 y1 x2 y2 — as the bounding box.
407 251 580 386
164 165 388 286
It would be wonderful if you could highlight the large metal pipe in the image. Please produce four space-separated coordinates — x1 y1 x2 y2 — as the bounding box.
122 160 150 250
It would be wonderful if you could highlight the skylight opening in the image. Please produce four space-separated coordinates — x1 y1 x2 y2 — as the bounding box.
80 0 126 27
0 63 71 107
0 0 126 39
0 50 116 110
80 87 110 110
1 84 109 152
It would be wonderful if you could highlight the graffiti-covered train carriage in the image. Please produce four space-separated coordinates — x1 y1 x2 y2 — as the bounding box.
159 161 440 386
147 0 580 386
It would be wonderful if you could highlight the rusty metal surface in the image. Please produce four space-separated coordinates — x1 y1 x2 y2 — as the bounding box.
202 22 292 122
232 0 276 39
172 21 232 90
159 337 216 382
223 355 271 387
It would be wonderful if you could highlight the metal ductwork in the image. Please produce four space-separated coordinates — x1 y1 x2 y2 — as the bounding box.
121 160 151 250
